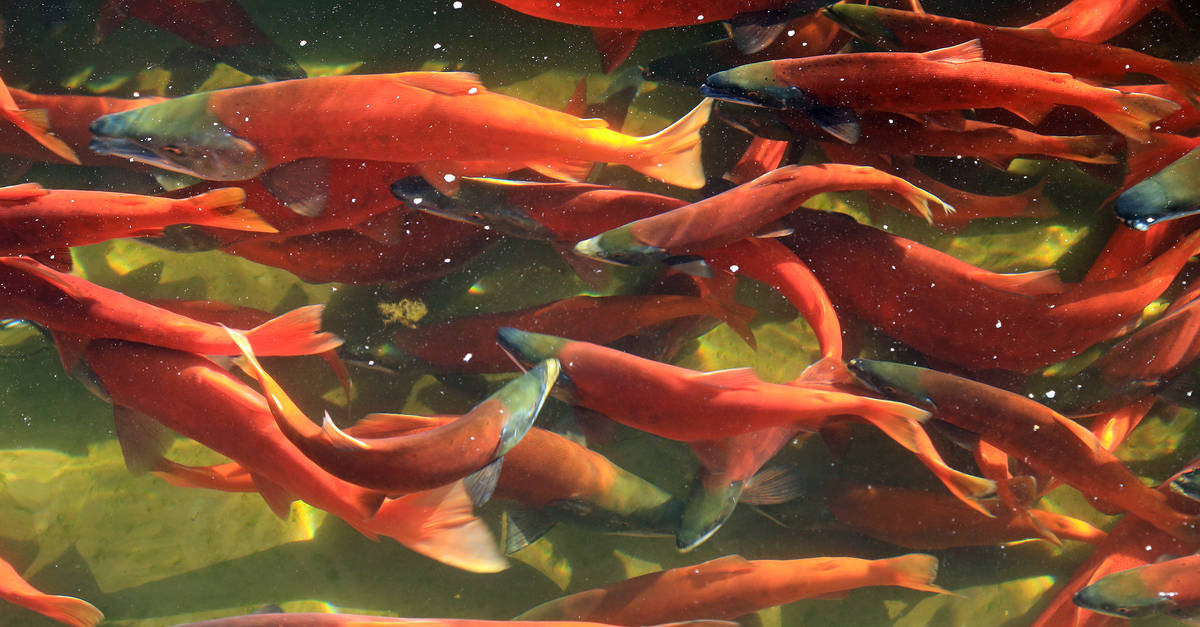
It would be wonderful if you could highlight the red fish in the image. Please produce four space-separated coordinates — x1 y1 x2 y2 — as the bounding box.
0 555 102 627
827 482 1106 550
1022 0 1178 44
88 73 714 203
496 328 933 442
701 40 1180 144
389 294 756 373
575 164 952 268
0 184 274 256
849 359 1200 544
779 208 1200 372
825 4 1200 103
516 553 946 623
229 325 558 495
221 211 494 285
0 256 340 363
95 0 305 82
0 74 79 164
80 338 508 573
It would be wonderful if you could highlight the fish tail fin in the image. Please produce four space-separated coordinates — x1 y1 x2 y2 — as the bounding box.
359 481 509 573
242 304 343 356
181 187 277 233
888 178 954 223
857 409 999 516
1050 135 1121 164
879 554 953 596
1029 509 1107 545
1094 92 1181 143
6 107 81 165
20 593 104 627
628 98 714 189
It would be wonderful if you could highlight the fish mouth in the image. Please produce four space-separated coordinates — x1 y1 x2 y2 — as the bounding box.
88 137 200 177
698 83 771 108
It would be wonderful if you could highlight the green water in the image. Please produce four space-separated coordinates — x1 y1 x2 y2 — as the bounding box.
1 1 1200 625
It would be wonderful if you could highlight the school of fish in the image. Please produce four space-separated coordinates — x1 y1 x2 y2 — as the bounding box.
1 0 1200 625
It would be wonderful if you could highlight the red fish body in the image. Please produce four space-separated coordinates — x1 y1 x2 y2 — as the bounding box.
82 339 383 524
825 5 1200 103
828 482 1106 550
779 208 1200 372
516 553 946 623
0 256 341 359
0 184 274 255
221 213 494 285
496 329 931 442
702 41 1180 143
849 359 1200 544
0 555 102 627
1022 0 1173 43
89 73 713 190
390 294 755 373
575 164 950 267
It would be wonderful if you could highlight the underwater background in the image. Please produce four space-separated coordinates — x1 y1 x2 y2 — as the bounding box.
2 0 1200 625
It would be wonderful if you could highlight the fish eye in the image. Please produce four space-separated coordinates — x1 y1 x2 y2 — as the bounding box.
162 145 184 156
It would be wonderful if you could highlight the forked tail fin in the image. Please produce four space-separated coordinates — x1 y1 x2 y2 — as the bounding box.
1094 91 1182 143
628 99 714 189
242 304 343 356
877 553 952 595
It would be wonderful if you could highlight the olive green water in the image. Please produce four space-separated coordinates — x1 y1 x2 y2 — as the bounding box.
1 1 1200 625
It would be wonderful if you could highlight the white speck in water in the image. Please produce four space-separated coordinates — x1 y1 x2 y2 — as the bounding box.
299 40 308 46
412 197 423 205
443 173 457 183
463 353 473 362
443 258 452 263
995 320 1003 328
1045 390 1056 398
787 29 795 37
132 91 141 98
433 43 442 49
729 264 739 272
467 87 479 94
453 0 462 7
696 14 704 20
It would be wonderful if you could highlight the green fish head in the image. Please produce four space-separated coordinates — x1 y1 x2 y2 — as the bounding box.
677 474 745 552
488 358 560 456
821 4 901 49
846 359 937 410
89 93 267 180
574 225 667 267
701 62 813 110
1073 567 1160 619
495 328 577 402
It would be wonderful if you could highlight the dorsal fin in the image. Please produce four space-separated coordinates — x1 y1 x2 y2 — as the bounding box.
393 71 486 96
921 39 984 64
973 268 1065 296
0 182 49 201
690 367 761 389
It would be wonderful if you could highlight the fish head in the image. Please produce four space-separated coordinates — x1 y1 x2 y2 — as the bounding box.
391 176 557 240
487 358 560 456
1073 567 1161 619
496 328 576 399
821 4 900 50
89 93 266 180
846 359 936 410
1115 178 1180 231
677 473 745 551
574 226 667 267
701 62 813 110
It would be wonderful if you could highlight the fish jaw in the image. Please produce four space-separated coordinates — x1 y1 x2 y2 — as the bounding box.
701 63 815 110
1073 567 1161 619
846 359 938 410
574 225 668 267
88 93 266 180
